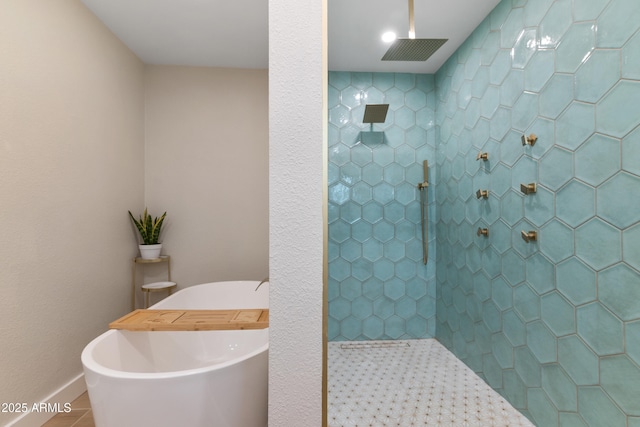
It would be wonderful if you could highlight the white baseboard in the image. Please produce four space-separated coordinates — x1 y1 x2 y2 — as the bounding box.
7 373 86 427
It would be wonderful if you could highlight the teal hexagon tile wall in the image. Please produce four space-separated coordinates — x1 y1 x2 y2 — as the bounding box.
432 0 640 425
328 71 436 341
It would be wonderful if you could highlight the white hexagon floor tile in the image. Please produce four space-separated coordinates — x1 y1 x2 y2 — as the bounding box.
328 339 534 427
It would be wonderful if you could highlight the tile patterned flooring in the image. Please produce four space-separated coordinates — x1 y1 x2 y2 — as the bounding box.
44 339 531 426
328 339 534 427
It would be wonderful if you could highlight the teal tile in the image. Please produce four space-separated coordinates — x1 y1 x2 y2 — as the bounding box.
490 0 512 30
464 49 482 81
394 106 416 130
491 220 513 254
622 126 640 176
578 386 627 427
511 28 538 70
372 220 394 242
362 201 382 224
362 315 384 339
373 258 394 280
340 239 362 262
572 0 611 21
540 219 574 263
526 253 555 295
362 163 383 186
526 117 555 160
539 146 573 191
492 332 514 368
524 185 555 227
363 277 383 300
597 172 640 229
558 413 588 427
352 182 372 205
395 258 417 280
514 346 542 387
329 297 351 321
351 72 373 90
480 31 501 65
539 74 574 119
623 223 640 271
556 257 597 305
500 70 525 109
373 296 394 319
576 302 624 355
524 50 555 93
556 102 595 150
351 145 373 167
383 239 404 262
503 250 526 285
511 155 537 191
575 218 621 270
341 316 362 340
396 296 417 319
556 179 596 227
623 31 640 79
597 80 640 138
352 258 373 281
406 315 428 337
384 315 405 339
542 364 578 411
527 320 557 363
481 86 500 119
501 190 524 226
596 0 640 48
489 50 512 85
490 107 511 141
372 182 394 205
341 86 363 109
328 317 340 340
599 263 640 321
503 309 526 346
396 182 418 206
514 283 540 322
351 296 372 320
482 300 502 332
600 355 640 416
330 219 350 243
511 92 538 131
538 0 572 49
556 23 596 73
483 353 503 389
501 8 524 48
503 369 527 410
627 320 640 367
329 71 351 90
523 0 555 27
490 162 512 197
558 335 599 385
575 50 621 103
541 292 576 336
492 276 513 311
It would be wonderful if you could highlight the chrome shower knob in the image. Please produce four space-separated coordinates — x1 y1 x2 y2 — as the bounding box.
521 230 537 243
521 133 538 146
476 151 489 161
476 189 489 199
477 227 489 237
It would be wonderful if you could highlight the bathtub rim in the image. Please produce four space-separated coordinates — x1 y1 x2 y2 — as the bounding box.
81 280 269 380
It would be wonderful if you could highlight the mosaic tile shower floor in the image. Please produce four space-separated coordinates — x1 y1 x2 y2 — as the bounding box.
328 339 534 427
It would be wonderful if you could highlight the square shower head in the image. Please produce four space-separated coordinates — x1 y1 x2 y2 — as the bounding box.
382 38 448 61
363 104 389 123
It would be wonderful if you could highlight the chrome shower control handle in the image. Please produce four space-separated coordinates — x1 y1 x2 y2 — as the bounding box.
477 227 489 237
521 133 538 146
521 230 537 243
476 151 489 161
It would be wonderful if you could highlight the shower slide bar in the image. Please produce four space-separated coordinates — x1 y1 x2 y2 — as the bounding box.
417 160 429 265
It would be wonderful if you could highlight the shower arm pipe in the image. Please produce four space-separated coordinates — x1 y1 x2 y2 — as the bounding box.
408 0 416 39
417 160 428 265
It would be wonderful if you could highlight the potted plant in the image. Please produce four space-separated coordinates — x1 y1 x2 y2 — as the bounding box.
128 208 167 259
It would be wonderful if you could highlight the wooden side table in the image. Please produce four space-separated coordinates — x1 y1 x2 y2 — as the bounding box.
132 255 177 309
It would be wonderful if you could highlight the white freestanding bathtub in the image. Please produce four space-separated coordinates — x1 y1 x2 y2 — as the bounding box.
81 280 268 427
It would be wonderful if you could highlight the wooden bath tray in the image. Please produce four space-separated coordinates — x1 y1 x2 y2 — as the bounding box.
109 309 269 331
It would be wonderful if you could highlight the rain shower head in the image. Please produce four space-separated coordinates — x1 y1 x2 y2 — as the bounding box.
382 38 448 61
382 0 447 61
363 104 389 123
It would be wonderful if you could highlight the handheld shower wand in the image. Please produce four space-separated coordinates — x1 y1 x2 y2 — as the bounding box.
417 160 429 265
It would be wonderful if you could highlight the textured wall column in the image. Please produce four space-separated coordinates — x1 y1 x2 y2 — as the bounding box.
269 0 326 425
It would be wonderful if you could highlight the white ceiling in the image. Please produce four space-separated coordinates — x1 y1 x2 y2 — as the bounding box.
81 0 500 74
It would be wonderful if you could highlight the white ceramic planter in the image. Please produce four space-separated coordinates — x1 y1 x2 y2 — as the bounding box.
139 244 162 259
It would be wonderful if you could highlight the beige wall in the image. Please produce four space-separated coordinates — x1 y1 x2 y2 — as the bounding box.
0 1 145 424
144 66 269 289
